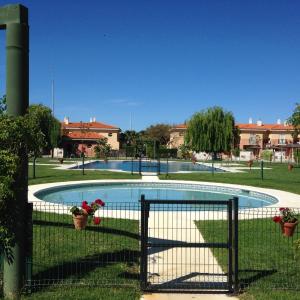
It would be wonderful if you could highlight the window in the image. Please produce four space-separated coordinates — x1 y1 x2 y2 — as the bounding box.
108 133 112 137
87 144 92 148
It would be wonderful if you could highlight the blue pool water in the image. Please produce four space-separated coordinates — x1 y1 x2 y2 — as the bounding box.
35 182 277 209
72 160 223 173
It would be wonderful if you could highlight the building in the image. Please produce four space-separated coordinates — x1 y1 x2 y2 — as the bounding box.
168 119 298 158
169 124 186 149
61 117 120 157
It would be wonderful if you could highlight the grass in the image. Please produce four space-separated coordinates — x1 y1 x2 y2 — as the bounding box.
195 217 300 299
160 161 300 195
28 160 141 185
21 211 140 300
8 158 300 299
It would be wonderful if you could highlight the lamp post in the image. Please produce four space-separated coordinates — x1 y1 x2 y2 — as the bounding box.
0 4 29 299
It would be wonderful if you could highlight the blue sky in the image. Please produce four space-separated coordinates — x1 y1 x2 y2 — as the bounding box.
0 0 299 130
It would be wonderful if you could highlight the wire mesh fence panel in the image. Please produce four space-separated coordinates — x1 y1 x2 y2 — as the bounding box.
28 201 140 290
237 207 300 291
141 199 237 292
2 200 300 295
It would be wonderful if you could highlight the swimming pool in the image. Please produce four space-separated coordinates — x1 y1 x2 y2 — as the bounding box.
35 182 277 209
71 160 224 173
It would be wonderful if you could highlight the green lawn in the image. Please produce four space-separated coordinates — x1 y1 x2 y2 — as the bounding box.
11 159 300 299
160 162 300 195
195 217 300 299
21 211 140 300
28 161 141 185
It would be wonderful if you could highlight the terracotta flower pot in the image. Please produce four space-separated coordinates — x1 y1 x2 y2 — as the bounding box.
283 222 298 237
73 214 88 230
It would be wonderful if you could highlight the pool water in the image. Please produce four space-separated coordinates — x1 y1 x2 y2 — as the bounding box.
72 160 223 173
35 182 277 209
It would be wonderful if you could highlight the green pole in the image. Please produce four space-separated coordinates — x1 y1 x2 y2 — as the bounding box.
0 4 29 299
261 160 264 180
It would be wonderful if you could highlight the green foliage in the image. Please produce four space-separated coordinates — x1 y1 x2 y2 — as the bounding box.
261 150 273 161
94 137 112 159
185 106 235 155
0 115 28 257
120 130 140 147
178 144 191 159
142 123 171 145
231 148 240 157
159 147 178 158
288 103 300 141
28 104 61 152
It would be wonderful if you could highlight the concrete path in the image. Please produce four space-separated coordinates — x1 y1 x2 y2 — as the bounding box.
146 211 226 290
142 174 160 181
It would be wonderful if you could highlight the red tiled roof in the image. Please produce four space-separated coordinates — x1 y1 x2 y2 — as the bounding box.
63 132 105 140
62 121 119 130
171 123 294 131
170 124 187 130
237 123 294 131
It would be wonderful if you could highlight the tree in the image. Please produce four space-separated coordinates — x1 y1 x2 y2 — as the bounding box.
288 103 300 142
28 104 61 153
143 123 171 145
94 137 112 161
25 115 45 179
120 130 140 147
185 106 235 159
0 95 7 114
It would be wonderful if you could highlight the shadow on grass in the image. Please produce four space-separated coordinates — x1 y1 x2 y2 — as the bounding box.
30 249 140 293
33 219 140 240
239 269 277 289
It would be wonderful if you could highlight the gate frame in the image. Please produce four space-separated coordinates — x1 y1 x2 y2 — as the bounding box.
140 195 239 293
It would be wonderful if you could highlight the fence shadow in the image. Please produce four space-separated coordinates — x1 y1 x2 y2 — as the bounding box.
30 249 140 292
33 219 140 240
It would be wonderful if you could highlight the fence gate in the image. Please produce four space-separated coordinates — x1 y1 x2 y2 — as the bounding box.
140 196 239 293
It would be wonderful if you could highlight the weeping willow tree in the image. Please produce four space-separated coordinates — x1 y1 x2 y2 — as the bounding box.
185 107 235 159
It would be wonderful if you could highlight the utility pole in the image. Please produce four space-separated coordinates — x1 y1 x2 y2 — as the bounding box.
0 4 29 299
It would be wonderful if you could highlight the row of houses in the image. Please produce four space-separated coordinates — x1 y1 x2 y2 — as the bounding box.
169 119 298 159
59 117 298 158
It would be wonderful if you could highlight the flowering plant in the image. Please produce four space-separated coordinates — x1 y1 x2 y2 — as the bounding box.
70 199 105 225
272 207 298 224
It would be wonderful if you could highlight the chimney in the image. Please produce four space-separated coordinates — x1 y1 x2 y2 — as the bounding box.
257 120 262 126
249 117 253 124
90 117 93 123
92 117 96 122
277 119 281 125
63 116 69 124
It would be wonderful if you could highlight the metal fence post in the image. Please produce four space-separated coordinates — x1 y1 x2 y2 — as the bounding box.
25 203 33 293
227 199 233 292
232 197 239 293
140 194 149 290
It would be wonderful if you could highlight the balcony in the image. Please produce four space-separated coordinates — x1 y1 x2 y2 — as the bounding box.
278 139 287 145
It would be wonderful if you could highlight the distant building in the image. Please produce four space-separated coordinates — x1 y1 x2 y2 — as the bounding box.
61 117 120 157
168 119 298 158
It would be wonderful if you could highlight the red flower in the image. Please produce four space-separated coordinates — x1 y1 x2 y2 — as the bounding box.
95 199 105 207
84 205 92 214
93 217 101 225
272 216 282 223
81 201 88 208
279 208 286 211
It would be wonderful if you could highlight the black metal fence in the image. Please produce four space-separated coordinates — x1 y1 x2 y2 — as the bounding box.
1 201 300 294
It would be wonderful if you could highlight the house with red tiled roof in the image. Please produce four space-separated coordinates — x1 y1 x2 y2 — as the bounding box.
168 124 187 149
168 119 299 158
61 117 120 157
